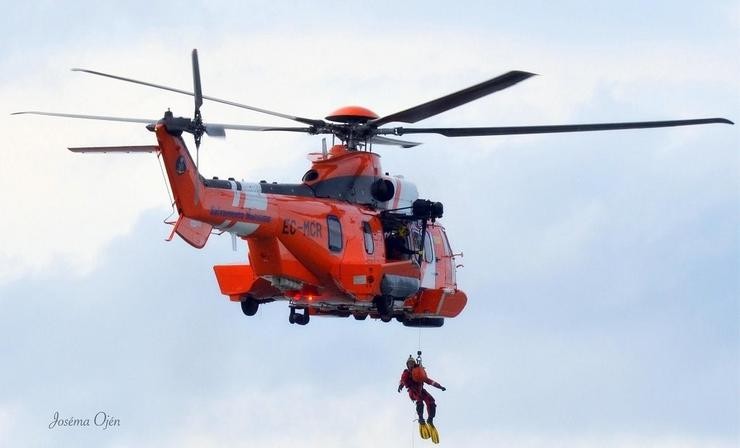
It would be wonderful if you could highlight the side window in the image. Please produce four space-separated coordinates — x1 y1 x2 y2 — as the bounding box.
363 222 374 254
327 216 343 252
424 234 434 263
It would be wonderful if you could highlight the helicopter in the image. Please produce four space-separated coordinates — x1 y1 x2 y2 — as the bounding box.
14 49 732 327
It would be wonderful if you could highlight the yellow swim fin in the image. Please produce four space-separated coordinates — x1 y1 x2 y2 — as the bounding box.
429 424 440 444
419 422 431 439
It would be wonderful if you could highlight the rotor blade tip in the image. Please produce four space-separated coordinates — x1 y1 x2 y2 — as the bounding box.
709 118 734 125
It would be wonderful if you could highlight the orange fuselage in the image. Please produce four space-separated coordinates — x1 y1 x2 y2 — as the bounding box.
154 119 466 323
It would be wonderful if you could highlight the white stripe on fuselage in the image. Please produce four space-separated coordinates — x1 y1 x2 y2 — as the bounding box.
230 222 260 236
229 180 240 207
239 182 267 210
209 182 266 237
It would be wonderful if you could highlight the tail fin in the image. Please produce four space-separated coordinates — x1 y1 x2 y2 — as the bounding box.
155 124 207 218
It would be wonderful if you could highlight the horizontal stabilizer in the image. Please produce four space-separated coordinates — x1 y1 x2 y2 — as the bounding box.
68 145 159 153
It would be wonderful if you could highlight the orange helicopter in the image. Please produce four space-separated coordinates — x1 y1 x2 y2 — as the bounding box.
14 50 732 327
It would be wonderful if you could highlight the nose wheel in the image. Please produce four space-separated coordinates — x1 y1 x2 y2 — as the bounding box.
289 307 310 325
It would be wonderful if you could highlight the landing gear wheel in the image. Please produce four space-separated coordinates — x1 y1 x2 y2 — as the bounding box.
240 297 259 316
289 307 310 325
289 307 297 324
353 312 368 321
295 313 310 325
374 295 394 320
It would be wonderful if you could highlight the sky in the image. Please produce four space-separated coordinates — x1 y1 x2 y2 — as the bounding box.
0 1 738 447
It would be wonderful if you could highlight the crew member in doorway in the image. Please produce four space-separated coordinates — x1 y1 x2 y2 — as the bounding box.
386 226 417 260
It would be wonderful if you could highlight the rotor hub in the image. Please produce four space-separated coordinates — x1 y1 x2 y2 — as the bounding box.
325 106 379 123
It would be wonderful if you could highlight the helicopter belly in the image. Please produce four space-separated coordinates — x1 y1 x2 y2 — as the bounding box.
247 237 322 288
213 261 357 305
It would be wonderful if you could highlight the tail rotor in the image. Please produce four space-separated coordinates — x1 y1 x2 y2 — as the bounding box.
191 49 204 149
191 49 205 171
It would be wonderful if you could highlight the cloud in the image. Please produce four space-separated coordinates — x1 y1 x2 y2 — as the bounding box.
0 208 734 446
139 387 409 448
0 159 736 447
462 431 739 448
1 4 737 446
0 405 18 446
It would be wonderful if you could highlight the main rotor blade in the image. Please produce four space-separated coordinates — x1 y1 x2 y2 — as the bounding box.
71 68 324 126
12 111 156 124
371 71 536 127
370 135 422 148
204 123 312 134
68 145 159 153
389 118 734 137
12 111 313 137
192 49 203 112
